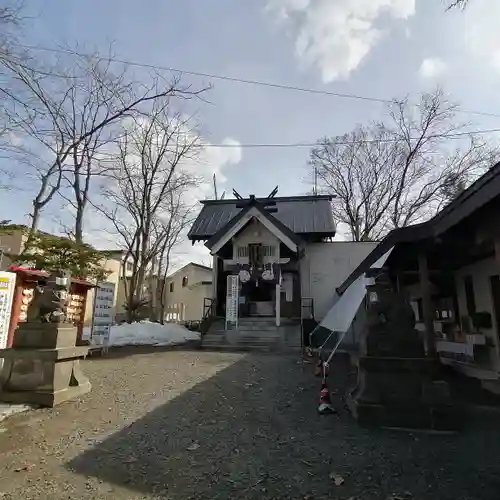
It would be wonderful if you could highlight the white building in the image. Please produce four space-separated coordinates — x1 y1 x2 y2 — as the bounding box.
188 193 375 332
163 262 213 322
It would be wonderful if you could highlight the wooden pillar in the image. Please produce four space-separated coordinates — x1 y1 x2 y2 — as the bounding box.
212 255 218 301
494 238 500 266
418 252 437 358
275 282 281 327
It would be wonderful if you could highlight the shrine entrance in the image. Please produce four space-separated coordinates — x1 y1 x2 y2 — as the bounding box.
207 190 303 327
241 279 275 317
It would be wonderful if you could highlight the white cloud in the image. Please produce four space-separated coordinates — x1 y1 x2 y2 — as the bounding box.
266 0 416 82
202 137 242 185
418 57 447 79
182 136 242 204
82 134 242 269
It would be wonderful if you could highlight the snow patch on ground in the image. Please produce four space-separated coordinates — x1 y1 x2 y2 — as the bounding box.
0 403 31 423
83 321 200 347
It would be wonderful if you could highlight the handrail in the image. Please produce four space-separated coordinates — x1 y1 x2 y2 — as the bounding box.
200 297 217 336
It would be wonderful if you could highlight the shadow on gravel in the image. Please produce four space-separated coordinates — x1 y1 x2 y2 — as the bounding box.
67 354 500 500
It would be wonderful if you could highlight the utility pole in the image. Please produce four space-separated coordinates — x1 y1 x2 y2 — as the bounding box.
213 173 218 200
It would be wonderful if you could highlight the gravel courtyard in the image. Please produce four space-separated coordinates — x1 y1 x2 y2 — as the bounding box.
0 349 500 499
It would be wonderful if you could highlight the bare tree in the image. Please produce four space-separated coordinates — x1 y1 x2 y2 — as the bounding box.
0 2 31 163
5 48 206 238
311 89 499 241
57 54 133 243
96 98 201 322
152 192 195 323
447 0 469 9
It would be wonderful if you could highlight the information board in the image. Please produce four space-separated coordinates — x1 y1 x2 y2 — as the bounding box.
0 272 16 370
225 275 239 330
91 281 116 351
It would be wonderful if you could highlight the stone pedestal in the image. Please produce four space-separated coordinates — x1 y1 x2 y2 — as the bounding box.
0 324 90 407
13 323 78 349
347 274 459 431
346 357 457 431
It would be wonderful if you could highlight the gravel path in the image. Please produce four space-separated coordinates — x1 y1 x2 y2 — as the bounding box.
0 349 500 499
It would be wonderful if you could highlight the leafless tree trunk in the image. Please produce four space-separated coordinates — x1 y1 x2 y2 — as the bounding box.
4 48 207 242
152 192 195 323
95 97 201 322
311 89 499 241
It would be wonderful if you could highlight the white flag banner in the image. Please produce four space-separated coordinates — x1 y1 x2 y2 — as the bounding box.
316 247 394 335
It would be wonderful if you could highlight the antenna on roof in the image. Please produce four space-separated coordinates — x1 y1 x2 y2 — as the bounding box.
266 186 279 199
233 189 243 200
220 191 226 200
213 173 218 200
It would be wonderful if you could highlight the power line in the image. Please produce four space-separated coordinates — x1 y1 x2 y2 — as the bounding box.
82 127 500 153
17 43 500 119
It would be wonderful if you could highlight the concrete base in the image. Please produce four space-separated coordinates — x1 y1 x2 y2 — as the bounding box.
481 379 500 396
0 345 91 408
346 395 458 431
13 323 78 349
347 356 459 431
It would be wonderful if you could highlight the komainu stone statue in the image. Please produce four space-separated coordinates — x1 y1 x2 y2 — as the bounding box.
361 274 425 358
26 270 70 323
346 271 458 431
0 269 91 407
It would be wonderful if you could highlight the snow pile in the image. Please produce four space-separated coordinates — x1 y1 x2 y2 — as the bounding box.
83 321 200 347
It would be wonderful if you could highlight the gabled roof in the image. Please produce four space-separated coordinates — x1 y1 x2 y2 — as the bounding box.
336 161 500 295
188 195 336 241
205 200 304 252
166 262 212 279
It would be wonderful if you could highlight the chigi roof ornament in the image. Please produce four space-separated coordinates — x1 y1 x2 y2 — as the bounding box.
234 188 280 214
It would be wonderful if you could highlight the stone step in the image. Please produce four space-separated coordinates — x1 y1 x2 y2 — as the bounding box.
200 344 274 353
204 333 301 342
200 343 301 353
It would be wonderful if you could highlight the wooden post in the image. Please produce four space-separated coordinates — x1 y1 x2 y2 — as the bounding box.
212 255 218 301
494 238 500 266
275 282 281 327
418 252 437 357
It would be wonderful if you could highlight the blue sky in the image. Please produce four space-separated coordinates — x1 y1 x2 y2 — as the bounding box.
3 0 500 263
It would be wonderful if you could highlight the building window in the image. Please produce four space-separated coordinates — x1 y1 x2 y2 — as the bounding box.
237 246 248 258
169 282 174 293
126 261 133 272
464 275 476 316
182 276 188 287
249 244 263 267
263 245 276 257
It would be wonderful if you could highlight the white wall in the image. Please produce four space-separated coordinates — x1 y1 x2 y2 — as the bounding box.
165 265 213 321
300 242 378 321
